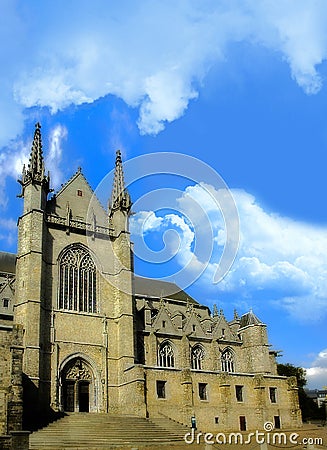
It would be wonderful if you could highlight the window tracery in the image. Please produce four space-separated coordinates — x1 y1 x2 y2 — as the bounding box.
191 345 205 370
158 342 175 368
58 246 97 313
221 348 235 372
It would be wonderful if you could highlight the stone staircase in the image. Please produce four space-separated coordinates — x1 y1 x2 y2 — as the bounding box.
29 413 195 449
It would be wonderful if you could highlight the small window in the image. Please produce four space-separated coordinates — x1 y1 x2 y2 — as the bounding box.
199 383 208 400
192 324 196 332
274 416 281 429
269 387 277 403
3 298 9 308
222 328 225 337
77 189 83 197
215 417 219 424
162 320 166 328
151 309 158 318
157 380 166 399
235 385 243 402
239 416 247 431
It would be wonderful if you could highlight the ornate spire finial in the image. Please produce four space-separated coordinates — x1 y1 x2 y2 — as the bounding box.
109 150 132 214
213 304 218 318
27 122 45 181
18 122 50 197
234 309 240 320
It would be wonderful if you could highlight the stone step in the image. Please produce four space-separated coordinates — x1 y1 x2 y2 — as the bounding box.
29 413 192 449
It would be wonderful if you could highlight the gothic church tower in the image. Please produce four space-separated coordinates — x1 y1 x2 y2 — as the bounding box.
14 125 143 425
15 123 51 416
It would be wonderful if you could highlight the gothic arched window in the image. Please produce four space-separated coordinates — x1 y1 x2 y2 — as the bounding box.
58 246 97 313
221 348 235 372
158 342 175 368
191 345 205 370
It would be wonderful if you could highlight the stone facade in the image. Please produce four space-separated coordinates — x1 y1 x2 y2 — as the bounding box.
0 124 302 437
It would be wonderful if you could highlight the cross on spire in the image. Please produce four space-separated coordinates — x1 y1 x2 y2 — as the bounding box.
109 150 132 214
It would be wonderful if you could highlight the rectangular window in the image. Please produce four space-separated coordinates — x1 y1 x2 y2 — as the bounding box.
199 383 208 400
3 298 9 308
269 387 277 403
274 416 281 429
215 417 219 424
240 416 247 431
156 380 166 399
235 385 243 402
77 189 83 197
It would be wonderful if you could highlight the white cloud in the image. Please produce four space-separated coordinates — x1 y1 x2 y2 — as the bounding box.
306 349 327 389
129 210 164 235
0 140 30 208
0 217 17 247
131 183 327 321
45 124 68 189
1 0 327 144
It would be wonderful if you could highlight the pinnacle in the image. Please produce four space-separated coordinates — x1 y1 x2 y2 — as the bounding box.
27 122 45 181
109 150 132 214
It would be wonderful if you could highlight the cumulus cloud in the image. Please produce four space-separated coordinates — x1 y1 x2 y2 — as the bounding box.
306 349 327 389
131 183 327 321
1 0 327 144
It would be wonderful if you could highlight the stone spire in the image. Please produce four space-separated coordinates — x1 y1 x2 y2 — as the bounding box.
19 123 49 186
109 150 132 214
18 123 50 204
25 123 48 183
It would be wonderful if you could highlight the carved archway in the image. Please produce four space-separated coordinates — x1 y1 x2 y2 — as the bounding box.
60 356 99 412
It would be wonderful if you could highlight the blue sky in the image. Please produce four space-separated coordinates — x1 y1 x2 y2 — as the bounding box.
1 0 327 389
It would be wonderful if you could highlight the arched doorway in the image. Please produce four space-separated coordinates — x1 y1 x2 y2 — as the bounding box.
61 357 96 412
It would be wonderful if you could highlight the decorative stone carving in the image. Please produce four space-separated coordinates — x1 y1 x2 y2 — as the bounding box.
65 360 92 381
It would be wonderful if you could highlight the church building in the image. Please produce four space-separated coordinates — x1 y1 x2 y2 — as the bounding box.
0 124 302 444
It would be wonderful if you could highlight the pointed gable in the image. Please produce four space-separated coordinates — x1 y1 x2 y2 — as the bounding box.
0 275 15 314
212 315 238 341
152 306 180 336
50 169 108 228
183 312 207 339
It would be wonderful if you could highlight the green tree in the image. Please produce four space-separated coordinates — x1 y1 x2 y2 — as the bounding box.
277 363 307 388
277 363 325 421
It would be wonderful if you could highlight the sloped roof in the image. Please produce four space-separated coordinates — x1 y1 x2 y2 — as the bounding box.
133 276 198 304
239 310 264 328
0 252 16 274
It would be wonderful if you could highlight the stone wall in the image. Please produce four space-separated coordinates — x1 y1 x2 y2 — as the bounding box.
0 324 29 449
144 366 302 432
